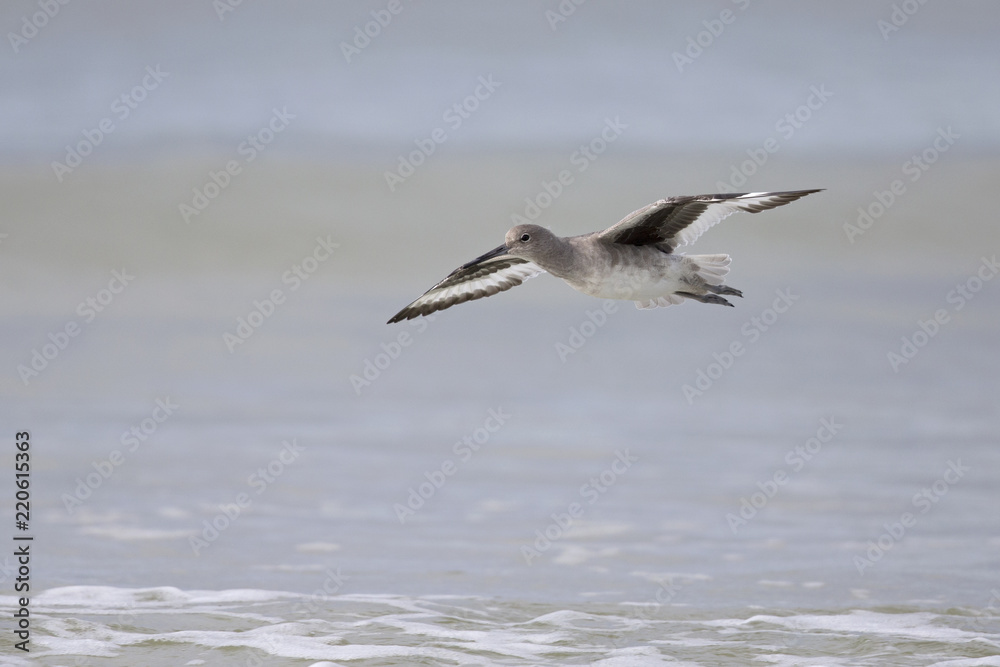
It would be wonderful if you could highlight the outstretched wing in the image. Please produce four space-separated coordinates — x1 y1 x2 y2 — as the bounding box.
598 190 822 253
388 244 544 323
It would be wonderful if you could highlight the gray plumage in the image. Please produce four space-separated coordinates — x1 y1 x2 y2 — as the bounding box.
388 189 821 323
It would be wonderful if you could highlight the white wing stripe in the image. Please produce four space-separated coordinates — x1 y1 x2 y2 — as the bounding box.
674 192 812 248
403 262 544 314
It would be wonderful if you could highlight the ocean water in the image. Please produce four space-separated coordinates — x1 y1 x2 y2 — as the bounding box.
3 2 1000 665
3 0 1000 159
2 154 999 664
3 587 1000 665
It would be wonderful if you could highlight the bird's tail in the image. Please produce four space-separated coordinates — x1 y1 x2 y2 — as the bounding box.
690 254 731 285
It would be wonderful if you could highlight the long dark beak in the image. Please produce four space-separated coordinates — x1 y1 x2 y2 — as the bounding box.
460 243 508 269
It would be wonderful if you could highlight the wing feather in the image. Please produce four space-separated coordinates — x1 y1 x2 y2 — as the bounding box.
388 253 544 323
598 190 822 252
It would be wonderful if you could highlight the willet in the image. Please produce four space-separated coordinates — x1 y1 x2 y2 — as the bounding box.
388 189 821 323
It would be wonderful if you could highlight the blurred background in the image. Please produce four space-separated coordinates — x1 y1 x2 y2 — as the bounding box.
1 1 999 663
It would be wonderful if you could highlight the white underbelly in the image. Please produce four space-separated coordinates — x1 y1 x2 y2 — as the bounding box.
565 260 688 301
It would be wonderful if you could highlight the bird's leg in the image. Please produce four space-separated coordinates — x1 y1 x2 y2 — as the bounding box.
705 283 743 298
676 291 735 307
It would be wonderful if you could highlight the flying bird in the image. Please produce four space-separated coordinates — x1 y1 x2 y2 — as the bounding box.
388 189 821 323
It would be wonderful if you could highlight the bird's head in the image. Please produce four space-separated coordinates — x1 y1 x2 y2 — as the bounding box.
504 224 558 263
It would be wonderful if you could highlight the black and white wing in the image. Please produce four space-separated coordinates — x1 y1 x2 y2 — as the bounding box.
598 190 822 253
388 244 544 323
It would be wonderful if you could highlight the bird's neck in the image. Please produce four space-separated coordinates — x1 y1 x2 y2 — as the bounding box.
536 237 578 279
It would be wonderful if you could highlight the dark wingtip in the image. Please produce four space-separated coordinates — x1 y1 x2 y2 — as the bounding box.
387 310 407 324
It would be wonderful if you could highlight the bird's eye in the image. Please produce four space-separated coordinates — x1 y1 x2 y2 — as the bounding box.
520 233 530 242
